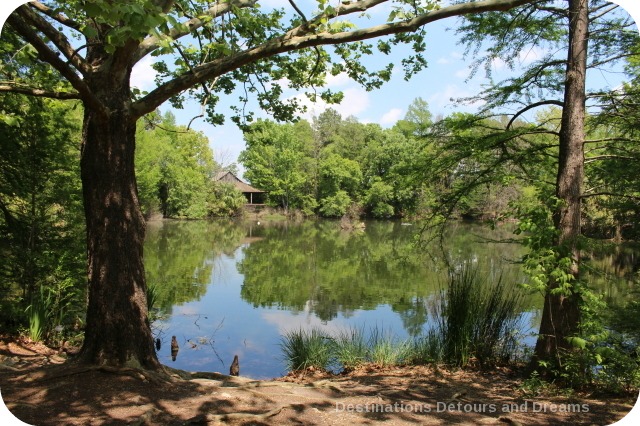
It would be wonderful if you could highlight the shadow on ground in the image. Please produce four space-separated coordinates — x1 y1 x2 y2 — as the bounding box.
0 338 636 425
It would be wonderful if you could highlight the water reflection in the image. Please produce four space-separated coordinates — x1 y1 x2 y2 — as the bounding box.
145 219 636 379
583 241 640 306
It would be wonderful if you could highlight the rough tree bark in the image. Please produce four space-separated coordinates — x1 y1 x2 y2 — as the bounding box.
532 0 588 366
77 45 159 368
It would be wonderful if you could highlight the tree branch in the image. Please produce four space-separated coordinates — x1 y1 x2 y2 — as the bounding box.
584 154 637 164
583 137 636 144
133 0 258 63
506 99 564 130
28 1 82 31
580 192 640 201
0 84 81 100
132 0 536 117
18 4 91 75
588 3 618 22
7 11 106 116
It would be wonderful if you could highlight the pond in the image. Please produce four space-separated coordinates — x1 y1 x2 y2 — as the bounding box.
146 219 638 379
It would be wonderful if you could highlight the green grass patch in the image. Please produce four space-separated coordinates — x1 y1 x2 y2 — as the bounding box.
333 327 368 371
280 263 526 372
280 328 333 371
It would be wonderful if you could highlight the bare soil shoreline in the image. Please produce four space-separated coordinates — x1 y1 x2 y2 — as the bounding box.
1 337 637 425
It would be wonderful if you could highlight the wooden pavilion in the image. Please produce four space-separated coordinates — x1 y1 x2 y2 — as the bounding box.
214 171 266 205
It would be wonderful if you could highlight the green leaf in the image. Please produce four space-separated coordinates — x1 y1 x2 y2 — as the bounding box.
566 336 587 349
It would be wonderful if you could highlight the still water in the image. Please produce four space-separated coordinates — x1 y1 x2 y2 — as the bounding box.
145 219 637 379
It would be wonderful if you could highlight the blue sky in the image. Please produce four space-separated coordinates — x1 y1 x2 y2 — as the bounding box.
1 1 639 178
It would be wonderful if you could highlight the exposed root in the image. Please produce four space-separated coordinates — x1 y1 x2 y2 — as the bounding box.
0 364 19 371
98 365 172 384
162 366 255 386
27 364 174 385
498 416 524 426
192 405 289 423
129 407 162 426
229 378 342 392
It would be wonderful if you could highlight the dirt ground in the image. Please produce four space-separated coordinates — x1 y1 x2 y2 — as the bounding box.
0 337 637 425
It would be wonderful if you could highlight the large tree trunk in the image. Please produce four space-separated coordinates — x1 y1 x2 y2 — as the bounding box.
532 0 587 366
77 65 160 369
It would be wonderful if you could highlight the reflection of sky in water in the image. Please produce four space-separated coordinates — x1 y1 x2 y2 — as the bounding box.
153 244 540 380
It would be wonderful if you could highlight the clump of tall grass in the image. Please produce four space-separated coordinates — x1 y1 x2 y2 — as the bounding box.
281 326 414 373
334 327 368 371
280 264 524 373
409 329 443 365
280 328 333 371
434 262 525 367
146 283 159 321
368 327 411 367
25 273 82 343
25 293 48 342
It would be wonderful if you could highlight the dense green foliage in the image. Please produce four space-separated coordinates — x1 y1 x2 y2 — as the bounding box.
136 111 245 219
238 101 556 221
1 0 638 389
238 99 444 219
0 95 85 338
0 103 242 339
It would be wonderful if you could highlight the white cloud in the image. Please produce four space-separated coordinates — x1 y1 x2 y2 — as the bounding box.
262 305 355 335
437 51 463 65
490 46 548 72
131 56 157 91
518 46 547 65
291 86 370 121
325 72 352 88
380 108 403 125
454 69 468 79
428 84 485 111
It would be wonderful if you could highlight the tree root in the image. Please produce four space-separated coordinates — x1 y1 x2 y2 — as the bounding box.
189 405 289 423
228 378 342 393
0 363 19 372
129 407 161 426
98 365 173 384
498 416 524 426
27 364 174 385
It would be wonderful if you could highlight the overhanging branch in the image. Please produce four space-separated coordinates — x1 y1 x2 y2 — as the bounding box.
7 10 106 115
584 154 637 164
580 192 640 201
0 84 81 100
506 99 564 130
29 1 82 31
132 0 536 117
133 0 258 63
18 4 90 75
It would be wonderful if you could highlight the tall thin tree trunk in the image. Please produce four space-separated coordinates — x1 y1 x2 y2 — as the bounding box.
532 0 587 366
77 69 159 369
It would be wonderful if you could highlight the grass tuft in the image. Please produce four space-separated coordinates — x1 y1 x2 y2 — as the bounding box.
280 328 332 371
280 263 525 372
334 327 368 371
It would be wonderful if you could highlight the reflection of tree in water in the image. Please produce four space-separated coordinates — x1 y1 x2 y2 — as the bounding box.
144 220 246 314
393 296 432 337
582 242 640 305
240 221 481 325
